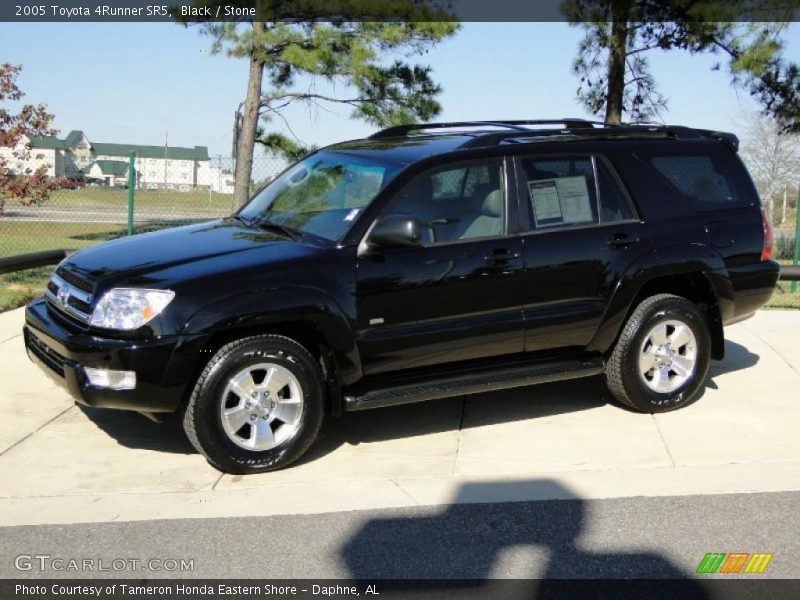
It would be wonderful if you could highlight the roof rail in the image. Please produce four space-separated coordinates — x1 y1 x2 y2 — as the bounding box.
458 125 677 149
366 119 739 151
368 119 609 139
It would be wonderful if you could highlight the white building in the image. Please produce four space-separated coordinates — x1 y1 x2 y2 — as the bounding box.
207 165 235 194
2 130 210 190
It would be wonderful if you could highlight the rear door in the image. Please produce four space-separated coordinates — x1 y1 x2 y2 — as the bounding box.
355 156 526 375
635 146 764 268
513 154 650 352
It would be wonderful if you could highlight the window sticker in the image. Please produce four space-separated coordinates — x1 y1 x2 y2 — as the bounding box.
529 176 593 227
344 208 361 222
529 181 562 224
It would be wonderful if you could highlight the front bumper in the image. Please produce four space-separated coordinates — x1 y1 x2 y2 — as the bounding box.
24 298 197 413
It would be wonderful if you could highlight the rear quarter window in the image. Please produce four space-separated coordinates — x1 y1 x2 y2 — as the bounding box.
638 149 756 211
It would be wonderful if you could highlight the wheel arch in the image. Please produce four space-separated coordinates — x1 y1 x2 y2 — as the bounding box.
625 272 724 360
180 288 361 415
588 249 727 360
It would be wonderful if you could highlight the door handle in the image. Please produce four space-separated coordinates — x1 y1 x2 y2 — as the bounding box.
484 249 520 263
607 233 639 249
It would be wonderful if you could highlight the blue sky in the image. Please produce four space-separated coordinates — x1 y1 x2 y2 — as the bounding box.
1 21 799 157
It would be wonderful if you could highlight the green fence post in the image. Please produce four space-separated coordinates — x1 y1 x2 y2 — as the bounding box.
792 185 800 293
127 151 135 236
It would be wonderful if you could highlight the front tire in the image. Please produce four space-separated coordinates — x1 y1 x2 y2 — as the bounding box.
606 294 711 413
183 335 325 473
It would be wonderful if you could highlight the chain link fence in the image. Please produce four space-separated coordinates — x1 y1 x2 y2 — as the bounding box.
1 151 799 310
0 155 285 310
0 156 285 259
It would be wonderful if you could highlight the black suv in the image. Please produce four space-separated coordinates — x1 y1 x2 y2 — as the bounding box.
24 119 780 473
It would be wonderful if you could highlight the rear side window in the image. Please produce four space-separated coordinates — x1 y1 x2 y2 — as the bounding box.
521 157 598 229
596 159 636 222
519 156 636 231
640 150 753 210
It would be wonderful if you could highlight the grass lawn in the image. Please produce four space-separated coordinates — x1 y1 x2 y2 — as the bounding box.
766 275 800 308
2 224 799 313
47 187 235 211
0 221 127 312
0 266 52 313
0 221 122 257
0 220 177 312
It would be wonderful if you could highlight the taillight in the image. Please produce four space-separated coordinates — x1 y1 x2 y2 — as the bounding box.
760 206 773 262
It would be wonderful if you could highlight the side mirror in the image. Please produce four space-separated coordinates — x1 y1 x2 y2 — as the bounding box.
367 214 423 250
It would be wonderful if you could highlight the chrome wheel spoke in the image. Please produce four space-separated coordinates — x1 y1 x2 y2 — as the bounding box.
651 366 672 392
264 366 291 396
639 352 657 375
671 355 693 378
229 371 257 400
648 324 669 347
670 325 692 349
273 398 302 425
219 362 305 452
639 319 697 394
248 419 275 450
222 403 250 433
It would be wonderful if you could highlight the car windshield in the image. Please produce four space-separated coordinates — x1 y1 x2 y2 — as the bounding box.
238 151 402 242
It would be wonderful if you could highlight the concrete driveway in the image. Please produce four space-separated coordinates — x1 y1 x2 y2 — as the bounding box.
1 306 799 527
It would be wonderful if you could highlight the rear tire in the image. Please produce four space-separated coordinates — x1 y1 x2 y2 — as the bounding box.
183 335 325 474
606 294 710 413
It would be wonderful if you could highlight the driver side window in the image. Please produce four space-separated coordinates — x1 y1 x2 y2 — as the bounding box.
386 159 506 246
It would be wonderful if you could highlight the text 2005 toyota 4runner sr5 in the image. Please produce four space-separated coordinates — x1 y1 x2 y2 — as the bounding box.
24 119 780 473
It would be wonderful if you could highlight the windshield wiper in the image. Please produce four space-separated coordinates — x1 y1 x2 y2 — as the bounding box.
232 214 256 227
252 217 304 242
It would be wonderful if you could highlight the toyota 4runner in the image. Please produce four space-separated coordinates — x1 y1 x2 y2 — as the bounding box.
24 119 780 473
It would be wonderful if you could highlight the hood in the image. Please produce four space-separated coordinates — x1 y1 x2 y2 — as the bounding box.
60 219 319 288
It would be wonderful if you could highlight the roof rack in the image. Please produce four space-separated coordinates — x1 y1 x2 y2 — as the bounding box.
459 125 677 149
368 119 609 139
366 119 739 151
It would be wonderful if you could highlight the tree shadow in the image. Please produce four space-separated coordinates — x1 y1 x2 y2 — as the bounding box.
340 479 710 598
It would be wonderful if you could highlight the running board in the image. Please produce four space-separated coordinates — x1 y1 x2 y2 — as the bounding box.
343 357 605 411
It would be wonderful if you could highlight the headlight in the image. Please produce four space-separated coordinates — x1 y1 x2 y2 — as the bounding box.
90 288 175 330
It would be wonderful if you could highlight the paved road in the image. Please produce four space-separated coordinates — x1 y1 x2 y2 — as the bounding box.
1 491 798 579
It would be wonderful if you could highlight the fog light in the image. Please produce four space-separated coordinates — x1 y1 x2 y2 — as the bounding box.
84 367 136 390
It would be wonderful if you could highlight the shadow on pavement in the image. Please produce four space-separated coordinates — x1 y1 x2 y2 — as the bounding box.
300 340 758 465
340 479 709 597
78 340 757 462
77 405 194 454
704 339 759 390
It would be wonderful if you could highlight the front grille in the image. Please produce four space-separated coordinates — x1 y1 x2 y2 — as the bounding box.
27 332 66 377
45 270 94 325
67 296 92 314
55 266 94 293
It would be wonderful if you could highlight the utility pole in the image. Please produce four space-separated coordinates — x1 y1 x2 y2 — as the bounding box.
163 130 168 189
783 181 788 225
793 184 800 293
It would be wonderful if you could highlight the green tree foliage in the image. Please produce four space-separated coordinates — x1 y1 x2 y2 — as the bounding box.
183 3 457 206
0 64 61 214
565 0 800 131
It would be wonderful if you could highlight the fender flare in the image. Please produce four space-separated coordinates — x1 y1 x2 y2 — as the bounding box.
180 286 362 385
586 244 728 357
